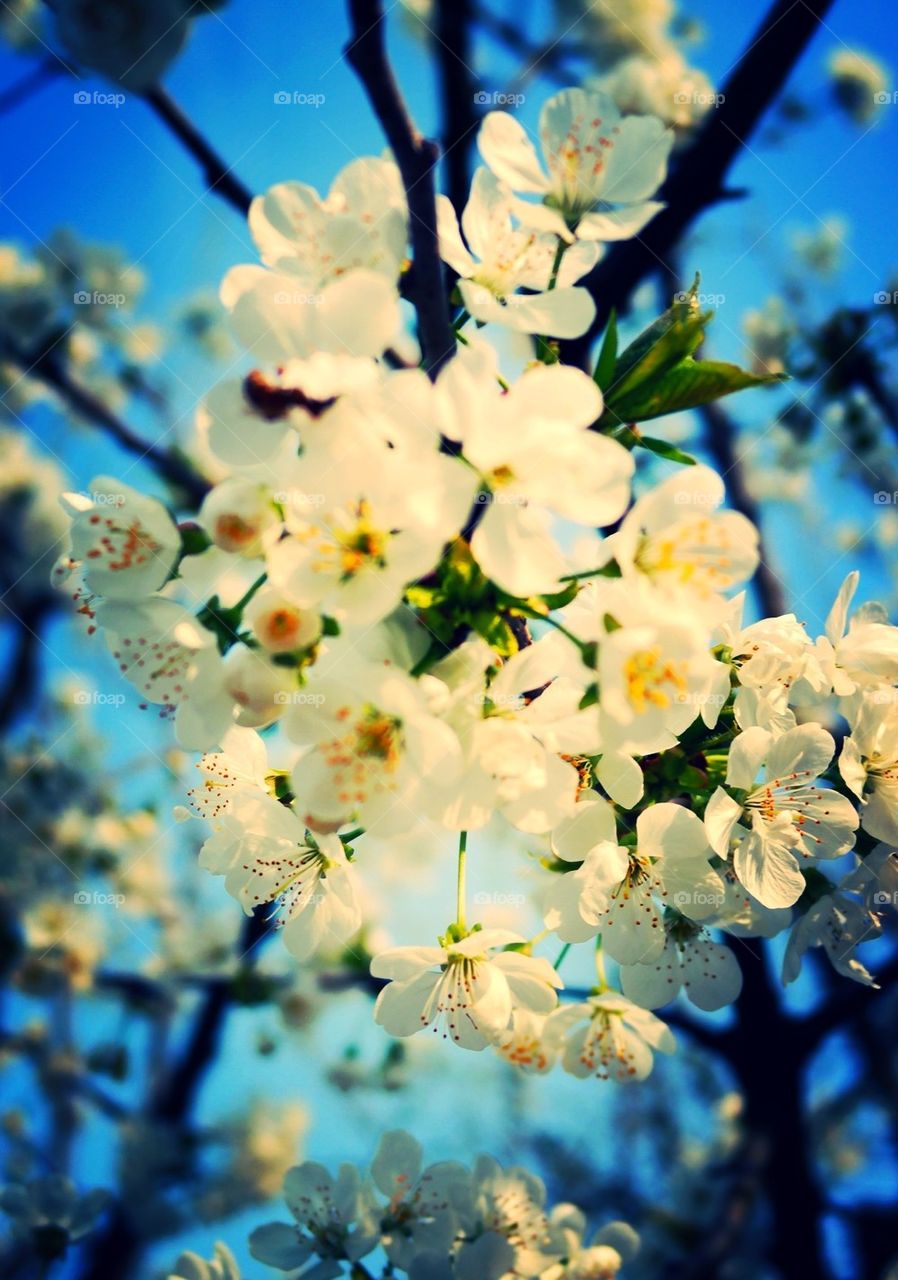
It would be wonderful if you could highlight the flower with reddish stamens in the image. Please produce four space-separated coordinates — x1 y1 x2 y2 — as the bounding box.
61 477 179 601
372 929 562 1051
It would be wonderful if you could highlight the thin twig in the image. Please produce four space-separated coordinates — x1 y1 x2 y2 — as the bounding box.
345 0 455 378
143 85 253 216
5 340 210 505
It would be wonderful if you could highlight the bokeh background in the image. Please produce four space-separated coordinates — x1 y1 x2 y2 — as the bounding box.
2 2 898 1278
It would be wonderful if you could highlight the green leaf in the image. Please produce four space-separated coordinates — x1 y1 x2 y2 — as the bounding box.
617 431 697 465
593 309 618 392
598 275 787 429
472 611 518 657
609 360 786 427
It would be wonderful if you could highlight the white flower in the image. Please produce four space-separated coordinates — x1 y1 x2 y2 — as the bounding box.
199 791 361 961
249 1161 379 1274
168 1243 241 1280
595 803 725 965
783 890 879 988
478 87 673 242
620 929 742 1011
540 797 627 943
610 465 759 608
96 597 234 750
185 726 269 820
222 263 400 362
221 646 296 729
244 587 321 654
285 665 462 835
438 356 633 597
371 1131 468 1271
371 929 562 1050
453 1155 566 1279
199 354 378 471
839 691 898 843
267 450 474 628
705 724 859 909
436 168 598 337
548 992 675 1081
249 158 407 285
430 638 581 835
60 477 179 601
198 479 278 557
494 1008 565 1074
819 571 898 697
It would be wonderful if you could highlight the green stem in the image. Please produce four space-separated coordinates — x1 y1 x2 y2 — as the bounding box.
456 830 468 930
547 237 566 291
232 572 267 614
554 942 571 971
339 826 366 844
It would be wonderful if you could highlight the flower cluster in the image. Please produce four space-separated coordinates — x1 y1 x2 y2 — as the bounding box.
55 86 896 1085
244 1130 637 1280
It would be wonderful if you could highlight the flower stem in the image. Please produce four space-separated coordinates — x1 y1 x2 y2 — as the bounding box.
232 573 268 614
595 936 608 990
456 830 468 930
554 942 571 971
547 236 567 291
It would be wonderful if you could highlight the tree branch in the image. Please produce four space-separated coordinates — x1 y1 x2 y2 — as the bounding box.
564 0 838 366
700 402 788 617
345 0 455 378
432 0 478 218
5 340 210 506
142 85 253 216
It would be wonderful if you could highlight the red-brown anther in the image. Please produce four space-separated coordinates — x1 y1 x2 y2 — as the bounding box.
243 370 338 421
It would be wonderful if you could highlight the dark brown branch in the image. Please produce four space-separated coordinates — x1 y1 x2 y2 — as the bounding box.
142 85 253 216
345 0 455 378
700 402 788 617
433 0 478 217
564 0 838 366
5 341 210 506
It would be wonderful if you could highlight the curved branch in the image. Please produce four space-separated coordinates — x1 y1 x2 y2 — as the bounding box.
345 0 455 378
